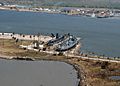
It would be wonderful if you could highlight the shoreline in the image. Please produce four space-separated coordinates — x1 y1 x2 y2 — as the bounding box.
0 33 120 86
0 37 120 86
0 52 120 86
0 32 119 63
0 6 120 18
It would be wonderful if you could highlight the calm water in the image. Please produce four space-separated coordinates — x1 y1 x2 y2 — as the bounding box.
109 76 120 80
0 59 78 86
0 10 120 57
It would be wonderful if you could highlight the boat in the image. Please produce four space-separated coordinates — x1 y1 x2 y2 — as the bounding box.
91 13 96 18
56 35 79 51
96 15 109 18
47 34 69 46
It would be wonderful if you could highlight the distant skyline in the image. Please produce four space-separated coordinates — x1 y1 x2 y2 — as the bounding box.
0 0 120 8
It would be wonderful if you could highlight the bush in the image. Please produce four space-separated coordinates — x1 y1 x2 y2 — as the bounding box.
101 61 109 69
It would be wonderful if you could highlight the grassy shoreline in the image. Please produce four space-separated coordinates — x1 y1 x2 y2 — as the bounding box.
0 39 120 86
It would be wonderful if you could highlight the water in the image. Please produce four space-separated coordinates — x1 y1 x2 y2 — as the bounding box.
0 59 78 86
109 76 120 80
0 10 120 57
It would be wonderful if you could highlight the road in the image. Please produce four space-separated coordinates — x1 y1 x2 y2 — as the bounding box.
65 54 120 63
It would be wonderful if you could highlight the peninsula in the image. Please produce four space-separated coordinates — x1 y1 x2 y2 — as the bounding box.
0 32 120 86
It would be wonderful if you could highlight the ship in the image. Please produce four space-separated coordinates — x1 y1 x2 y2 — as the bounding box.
47 33 70 46
55 35 79 52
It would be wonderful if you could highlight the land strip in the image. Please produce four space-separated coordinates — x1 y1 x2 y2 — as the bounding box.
0 35 120 86
1 5 120 18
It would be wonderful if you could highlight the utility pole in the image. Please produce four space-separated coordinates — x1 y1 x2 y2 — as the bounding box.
84 0 87 8
37 32 40 42
2 33 4 48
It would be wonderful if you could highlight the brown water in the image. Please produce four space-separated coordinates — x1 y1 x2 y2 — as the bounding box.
0 59 79 86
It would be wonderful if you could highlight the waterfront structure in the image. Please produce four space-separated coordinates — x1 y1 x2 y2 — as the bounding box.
18 33 81 55
61 7 80 15
0 3 119 18
0 2 4 6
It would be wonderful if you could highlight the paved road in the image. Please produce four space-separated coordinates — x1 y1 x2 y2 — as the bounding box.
66 54 120 63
